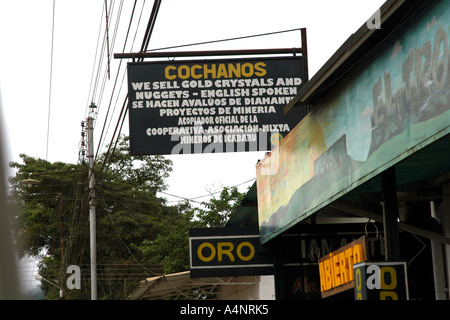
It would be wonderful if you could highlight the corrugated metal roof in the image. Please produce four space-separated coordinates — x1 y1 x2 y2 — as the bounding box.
127 271 258 300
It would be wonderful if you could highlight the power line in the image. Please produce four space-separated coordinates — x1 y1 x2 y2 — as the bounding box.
46 0 56 161
90 1 286 210
64 0 160 298
85 0 146 165
160 177 256 204
144 27 304 52
85 4 105 117
31 1 305 300
95 0 138 161
94 0 160 185
104 0 112 80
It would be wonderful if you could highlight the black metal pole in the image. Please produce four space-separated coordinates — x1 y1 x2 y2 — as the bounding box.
381 167 401 261
140 0 162 54
300 28 308 81
273 240 285 300
114 47 304 60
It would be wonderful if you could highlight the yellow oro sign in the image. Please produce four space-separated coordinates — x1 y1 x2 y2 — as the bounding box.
318 236 367 298
353 261 409 300
189 227 274 278
196 241 255 262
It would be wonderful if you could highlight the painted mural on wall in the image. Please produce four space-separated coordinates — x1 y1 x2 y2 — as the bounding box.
257 0 450 243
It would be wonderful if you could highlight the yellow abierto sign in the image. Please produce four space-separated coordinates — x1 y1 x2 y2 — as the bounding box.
318 237 367 298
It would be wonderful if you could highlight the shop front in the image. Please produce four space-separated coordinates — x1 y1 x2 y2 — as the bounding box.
256 0 450 300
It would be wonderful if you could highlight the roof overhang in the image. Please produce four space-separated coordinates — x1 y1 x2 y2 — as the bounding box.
226 182 258 227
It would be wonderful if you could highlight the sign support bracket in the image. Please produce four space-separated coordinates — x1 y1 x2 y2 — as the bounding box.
114 47 304 60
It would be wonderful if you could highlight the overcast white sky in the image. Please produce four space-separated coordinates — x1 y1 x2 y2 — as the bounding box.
0 0 385 202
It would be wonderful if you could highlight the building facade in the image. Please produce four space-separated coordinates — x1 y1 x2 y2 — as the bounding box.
255 0 450 300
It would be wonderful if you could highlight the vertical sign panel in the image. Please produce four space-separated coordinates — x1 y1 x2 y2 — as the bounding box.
127 57 307 155
354 261 409 300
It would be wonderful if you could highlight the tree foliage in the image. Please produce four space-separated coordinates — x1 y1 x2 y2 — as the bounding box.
193 186 245 228
9 136 188 299
9 136 245 299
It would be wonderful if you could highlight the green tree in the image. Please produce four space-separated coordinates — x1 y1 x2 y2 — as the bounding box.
193 186 245 228
9 135 248 299
131 200 194 274
9 136 193 299
131 186 246 278
9 155 89 299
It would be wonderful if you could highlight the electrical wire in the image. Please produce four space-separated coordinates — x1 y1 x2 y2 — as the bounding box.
160 177 256 204
95 0 136 161
78 1 196 298
54 2 149 288
93 0 157 185
145 27 304 52
46 0 56 161
85 4 105 116
64 1 302 299
86 0 146 164
104 0 111 80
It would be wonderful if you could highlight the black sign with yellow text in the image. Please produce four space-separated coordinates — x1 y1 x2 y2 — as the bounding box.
127 57 307 155
189 227 273 278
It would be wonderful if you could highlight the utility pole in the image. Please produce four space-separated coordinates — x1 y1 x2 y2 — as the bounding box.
87 109 97 300
57 193 65 299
